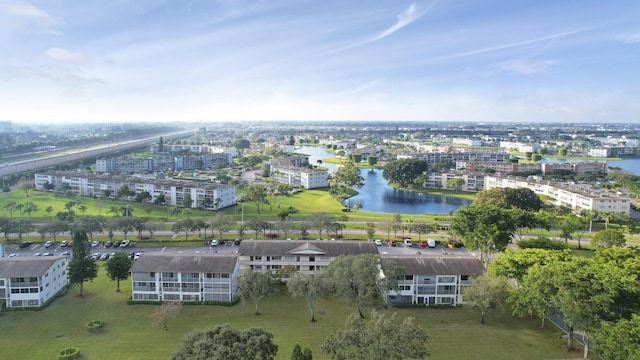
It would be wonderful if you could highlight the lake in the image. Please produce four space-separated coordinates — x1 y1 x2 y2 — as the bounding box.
296 146 472 215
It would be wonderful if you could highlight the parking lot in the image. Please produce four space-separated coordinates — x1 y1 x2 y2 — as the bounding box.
374 239 474 257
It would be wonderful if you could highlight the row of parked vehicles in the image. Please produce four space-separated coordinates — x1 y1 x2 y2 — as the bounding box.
91 252 141 261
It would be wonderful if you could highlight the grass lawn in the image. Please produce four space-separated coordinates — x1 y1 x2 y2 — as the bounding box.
0 266 585 360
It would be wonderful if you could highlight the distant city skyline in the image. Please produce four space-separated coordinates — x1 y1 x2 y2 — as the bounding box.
1 1 639 124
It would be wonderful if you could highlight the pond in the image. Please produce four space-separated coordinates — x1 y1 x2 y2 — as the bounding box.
296 146 472 214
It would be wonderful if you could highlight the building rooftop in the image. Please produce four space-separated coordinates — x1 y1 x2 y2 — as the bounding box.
0 257 65 278
239 240 379 257
381 255 485 276
130 253 238 273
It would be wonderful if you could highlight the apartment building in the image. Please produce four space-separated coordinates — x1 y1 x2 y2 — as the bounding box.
237 240 379 274
457 161 607 176
485 175 631 214
398 152 510 164
34 171 236 210
422 172 486 191
382 255 485 306
0 257 68 308
270 156 329 189
130 254 240 302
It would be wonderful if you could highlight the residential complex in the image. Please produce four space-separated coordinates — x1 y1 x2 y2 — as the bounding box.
269 156 329 189
34 171 236 210
237 240 379 273
0 257 68 308
130 254 240 302
383 255 485 306
456 161 607 176
485 175 631 214
398 151 510 164
96 153 229 174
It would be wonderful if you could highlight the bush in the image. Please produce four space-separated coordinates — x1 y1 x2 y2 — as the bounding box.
86 320 105 333
515 236 569 250
57 347 80 360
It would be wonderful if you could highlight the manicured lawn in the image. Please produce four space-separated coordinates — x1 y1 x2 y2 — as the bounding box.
0 266 584 360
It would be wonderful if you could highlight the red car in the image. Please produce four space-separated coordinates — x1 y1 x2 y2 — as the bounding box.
389 240 397 247
419 240 427 248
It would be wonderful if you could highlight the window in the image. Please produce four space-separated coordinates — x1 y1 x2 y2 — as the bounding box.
271 256 282 261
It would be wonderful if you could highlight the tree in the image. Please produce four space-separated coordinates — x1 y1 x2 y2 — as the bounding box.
106 252 133 292
209 213 234 240
308 212 334 240
12 218 33 241
462 273 510 325
173 218 196 241
245 184 267 214
557 213 586 244
322 311 428 360
152 301 182 331
291 343 313 360
154 192 166 205
382 158 428 187
287 272 327 322
328 160 364 206
246 218 268 239
591 228 626 248
116 184 134 200
592 315 640 360
18 181 35 196
323 254 396 318
237 270 275 315
474 188 543 211
67 230 98 297
172 325 277 360
182 193 193 209
446 177 465 191
450 205 516 265
366 156 377 167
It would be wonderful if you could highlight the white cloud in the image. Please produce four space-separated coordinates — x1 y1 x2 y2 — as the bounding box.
372 3 424 41
615 33 640 43
500 60 558 75
45 48 85 62
4 2 62 25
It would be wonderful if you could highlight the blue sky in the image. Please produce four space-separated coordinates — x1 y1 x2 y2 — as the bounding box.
1 0 639 123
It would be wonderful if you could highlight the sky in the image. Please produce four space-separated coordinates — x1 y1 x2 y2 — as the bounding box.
1 0 639 124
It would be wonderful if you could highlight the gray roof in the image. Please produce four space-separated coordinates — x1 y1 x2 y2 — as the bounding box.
381 255 485 276
130 253 238 273
0 257 65 278
239 240 378 256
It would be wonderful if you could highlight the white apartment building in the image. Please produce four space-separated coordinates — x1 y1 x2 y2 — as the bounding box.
399 152 510 164
34 171 236 210
237 240 379 274
382 255 485 306
270 157 329 189
485 175 631 214
0 257 68 308
130 254 240 302
423 172 485 191
457 161 607 176
499 141 540 153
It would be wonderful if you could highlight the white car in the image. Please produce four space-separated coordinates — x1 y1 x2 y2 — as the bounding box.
44 241 54 248
34 253 42 256
91 241 100 247
60 251 71 257
8 253 18 257
374 239 382 246
210 240 219 247
404 239 413 247
120 240 130 248
134 252 141 260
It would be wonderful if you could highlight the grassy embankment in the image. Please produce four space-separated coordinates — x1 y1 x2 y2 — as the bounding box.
0 265 585 360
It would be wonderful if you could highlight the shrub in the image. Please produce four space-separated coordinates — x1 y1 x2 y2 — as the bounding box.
515 236 569 250
86 320 105 333
57 347 80 360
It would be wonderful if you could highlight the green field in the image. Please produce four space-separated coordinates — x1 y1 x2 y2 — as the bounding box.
0 266 585 360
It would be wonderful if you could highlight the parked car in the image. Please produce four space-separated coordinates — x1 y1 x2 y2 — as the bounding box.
404 239 413 247
18 242 32 248
389 240 397 247
105 241 113 248
34 253 42 256
134 252 141 260
120 240 130 248
91 253 101 260
60 240 69 248
43 252 53 256
60 251 71 257
374 239 382 246
91 241 100 247
419 240 427 248
427 238 436 248
234 239 241 245
210 240 219 247
67 241 73 247
99 253 110 261
44 241 54 248
8 253 18 257
113 240 121 248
